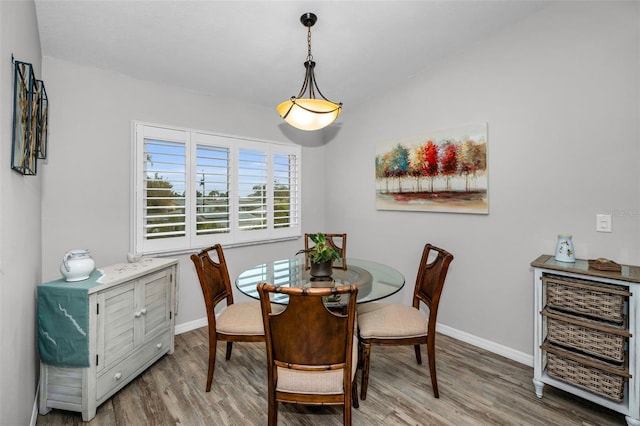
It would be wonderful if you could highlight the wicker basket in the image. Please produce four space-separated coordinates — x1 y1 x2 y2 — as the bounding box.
547 316 626 363
544 275 628 323
546 352 625 401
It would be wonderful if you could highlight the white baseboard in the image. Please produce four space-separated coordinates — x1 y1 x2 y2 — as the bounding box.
174 316 534 367
436 323 533 367
31 384 39 426
175 317 208 335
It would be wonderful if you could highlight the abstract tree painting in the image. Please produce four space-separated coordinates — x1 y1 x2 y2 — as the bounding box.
375 123 488 214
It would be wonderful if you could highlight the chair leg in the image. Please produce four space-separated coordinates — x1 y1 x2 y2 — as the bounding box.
344 401 352 426
359 340 371 400
268 391 277 426
427 337 439 398
352 378 359 409
414 344 422 364
206 333 217 392
225 341 233 360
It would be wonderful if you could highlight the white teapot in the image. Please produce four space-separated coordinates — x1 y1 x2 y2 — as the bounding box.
60 249 95 282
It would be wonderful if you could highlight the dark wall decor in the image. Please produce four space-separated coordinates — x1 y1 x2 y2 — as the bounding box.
36 80 48 160
11 57 48 175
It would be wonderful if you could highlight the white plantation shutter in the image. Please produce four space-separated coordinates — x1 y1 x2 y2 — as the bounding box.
144 140 187 239
135 125 190 253
133 123 301 255
238 148 268 232
194 144 230 236
272 148 300 234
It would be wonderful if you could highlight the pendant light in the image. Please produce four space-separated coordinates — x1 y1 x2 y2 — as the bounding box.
277 12 342 131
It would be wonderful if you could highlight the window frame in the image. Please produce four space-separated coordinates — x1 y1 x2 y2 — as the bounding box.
132 122 301 255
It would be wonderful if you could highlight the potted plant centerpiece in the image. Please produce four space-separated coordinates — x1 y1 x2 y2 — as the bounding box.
296 232 341 278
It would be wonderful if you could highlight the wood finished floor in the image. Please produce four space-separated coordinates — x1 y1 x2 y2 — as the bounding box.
37 327 627 425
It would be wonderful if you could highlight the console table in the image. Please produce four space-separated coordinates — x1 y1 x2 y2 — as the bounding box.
38 257 177 421
531 254 640 426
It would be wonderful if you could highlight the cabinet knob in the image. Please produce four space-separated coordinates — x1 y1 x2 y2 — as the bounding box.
141 308 147 315
114 372 122 380
134 311 141 318
156 343 163 350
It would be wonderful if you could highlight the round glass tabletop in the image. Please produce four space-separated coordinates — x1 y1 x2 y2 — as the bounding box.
235 257 405 306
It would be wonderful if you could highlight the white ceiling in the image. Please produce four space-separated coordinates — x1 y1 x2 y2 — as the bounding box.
34 0 547 111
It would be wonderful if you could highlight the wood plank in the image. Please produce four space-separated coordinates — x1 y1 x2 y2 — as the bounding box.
37 327 627 425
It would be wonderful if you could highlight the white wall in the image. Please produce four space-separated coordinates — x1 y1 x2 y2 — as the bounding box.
0 1 42 423
325 1 640 357
9 2 637 422
40 58 327 326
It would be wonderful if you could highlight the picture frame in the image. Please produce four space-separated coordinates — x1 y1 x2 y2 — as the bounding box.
11 60 38 175
375 123 489 214
36 79 49 159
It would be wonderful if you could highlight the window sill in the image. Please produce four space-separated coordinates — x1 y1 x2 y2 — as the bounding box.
138 235 300 258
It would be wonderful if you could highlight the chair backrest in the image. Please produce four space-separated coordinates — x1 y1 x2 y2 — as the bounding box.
413 244 454 320
258 283 358 370
304 233 348 270
190 245 234 320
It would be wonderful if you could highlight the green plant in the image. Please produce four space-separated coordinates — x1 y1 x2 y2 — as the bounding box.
296 232 341 264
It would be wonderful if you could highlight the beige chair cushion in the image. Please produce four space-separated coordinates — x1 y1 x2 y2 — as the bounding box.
276 338 358 395
357 302 429 339
216 302 264 335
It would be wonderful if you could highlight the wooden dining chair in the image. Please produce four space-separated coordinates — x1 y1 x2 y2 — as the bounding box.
357 243 454 400
190 244 265 392
257 283 359 426
304 233 348 270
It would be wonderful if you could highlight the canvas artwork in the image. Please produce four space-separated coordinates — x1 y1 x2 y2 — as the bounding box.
375 123 488 214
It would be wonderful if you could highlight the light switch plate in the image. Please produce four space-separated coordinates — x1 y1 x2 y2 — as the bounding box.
596 214 612 233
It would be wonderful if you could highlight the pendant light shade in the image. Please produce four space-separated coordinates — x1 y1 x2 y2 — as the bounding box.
277 13 342 131
277 97 341 132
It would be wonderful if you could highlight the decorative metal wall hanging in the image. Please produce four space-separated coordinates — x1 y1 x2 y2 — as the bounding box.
11 59 38 175
10 57 48 175
36 80 49 159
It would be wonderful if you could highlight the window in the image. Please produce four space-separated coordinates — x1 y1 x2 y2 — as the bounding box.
133 123 301 255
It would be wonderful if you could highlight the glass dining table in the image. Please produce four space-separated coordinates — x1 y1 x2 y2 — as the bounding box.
235 257 405 307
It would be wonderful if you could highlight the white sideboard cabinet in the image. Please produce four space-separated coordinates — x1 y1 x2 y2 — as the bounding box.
531 255 640 426
38 257 178 421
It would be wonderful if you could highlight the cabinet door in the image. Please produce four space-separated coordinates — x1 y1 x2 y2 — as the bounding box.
96 282 136 372
138 267 172 342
